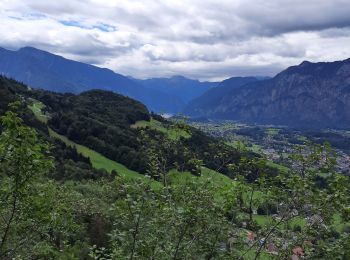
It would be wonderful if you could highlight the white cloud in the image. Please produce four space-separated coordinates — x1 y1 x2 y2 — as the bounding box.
1 0 350 80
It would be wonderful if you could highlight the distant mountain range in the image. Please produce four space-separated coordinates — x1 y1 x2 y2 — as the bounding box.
132 76 218 104
0 46 216 113
185 59 350 128
3 46 349 128
185 77 261 114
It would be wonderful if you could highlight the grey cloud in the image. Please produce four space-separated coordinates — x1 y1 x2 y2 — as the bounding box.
233 1 350 37
318 27 350 38
14 1 350 43
1 0 350 80
118 59 285 81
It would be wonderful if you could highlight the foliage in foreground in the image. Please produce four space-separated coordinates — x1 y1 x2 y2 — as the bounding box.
0 103 349 259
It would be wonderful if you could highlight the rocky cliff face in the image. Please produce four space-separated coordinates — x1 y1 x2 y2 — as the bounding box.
186 59 350 128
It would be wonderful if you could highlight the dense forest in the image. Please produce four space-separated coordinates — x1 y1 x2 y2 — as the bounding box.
0 76 349 259
30 86 242 176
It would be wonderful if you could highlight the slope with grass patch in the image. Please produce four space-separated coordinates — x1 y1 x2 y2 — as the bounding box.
132 118 191 140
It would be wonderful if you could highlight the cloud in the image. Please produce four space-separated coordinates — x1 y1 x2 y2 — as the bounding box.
0 0 350 80
59 20 117 32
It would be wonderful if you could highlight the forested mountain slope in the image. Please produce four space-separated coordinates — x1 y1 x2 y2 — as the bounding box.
185 59 350 128
0 76 242 176
0 76 112 181
0 47 185 113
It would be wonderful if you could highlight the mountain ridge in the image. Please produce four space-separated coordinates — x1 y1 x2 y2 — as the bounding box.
0 46 198 113
132 75 219 108
184 76 261 116
185 58 350 128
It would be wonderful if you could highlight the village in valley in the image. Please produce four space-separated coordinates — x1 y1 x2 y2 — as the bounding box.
189 120 350 176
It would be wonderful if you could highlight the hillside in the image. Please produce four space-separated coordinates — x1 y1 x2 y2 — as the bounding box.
2 1 350 258
0 76 243 177
44 89 151 173
42 88 242 175
1 77 349 259
0 77 27 114
185 59 350 128
0 76 116 181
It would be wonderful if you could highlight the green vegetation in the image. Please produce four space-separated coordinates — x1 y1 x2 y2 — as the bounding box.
34 89 237 176
266 128 280 136
131 118 165 130
228 140 263 153
168 167 232 187
297 135 308 142
45 89 151 173
1 77 350 259
28 100 48 123
28 99 147 181
0 102 55 257
132 118 191 140
266 161 289 173
48 128 147 181
251 143 263 153
29 99 230 187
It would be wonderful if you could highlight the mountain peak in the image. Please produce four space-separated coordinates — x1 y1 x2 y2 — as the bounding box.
186 58 350 127
170 75 192 81
299 60 312 67
19 46 43 52
17 46 57 58
277 58 350 79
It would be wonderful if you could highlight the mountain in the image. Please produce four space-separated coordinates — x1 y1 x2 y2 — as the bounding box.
0 46 182 113
0 75 243 176
0 46 140 94
185 59 350 128
133 75 218 106
184 77 260 115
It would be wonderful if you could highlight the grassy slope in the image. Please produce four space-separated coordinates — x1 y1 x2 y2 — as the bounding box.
29 100 155 182
266 161 289 174
29 100 227 187
169 167 233 187
28 100 48 123
265 128 280 136
132 118 191 140
48 128 148 181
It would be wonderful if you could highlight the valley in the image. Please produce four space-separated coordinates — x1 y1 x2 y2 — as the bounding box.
27 97 350 259
190 120 350 175
1 70 349 259
1 2 350 257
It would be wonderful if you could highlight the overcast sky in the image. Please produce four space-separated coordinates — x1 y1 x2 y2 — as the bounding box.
1 0 350 81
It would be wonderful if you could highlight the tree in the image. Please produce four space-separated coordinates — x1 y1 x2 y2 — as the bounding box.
99 177 234 260
225 142 350 259
0 102 53 257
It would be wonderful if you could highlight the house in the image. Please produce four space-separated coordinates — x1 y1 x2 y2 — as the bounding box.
246 231 256 245
266 242 278 255
292 246 304 259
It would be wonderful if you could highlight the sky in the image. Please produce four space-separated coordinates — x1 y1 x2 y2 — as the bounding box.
1 0 350 81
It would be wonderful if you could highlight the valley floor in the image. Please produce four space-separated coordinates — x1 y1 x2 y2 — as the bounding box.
189 120 350 176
